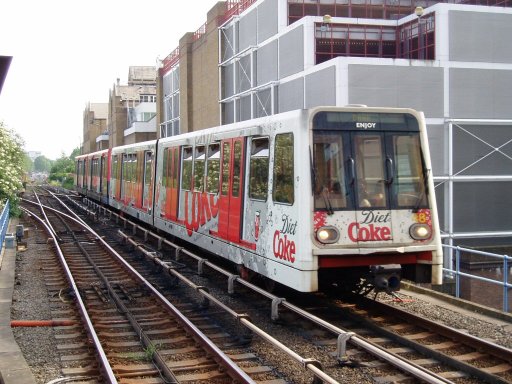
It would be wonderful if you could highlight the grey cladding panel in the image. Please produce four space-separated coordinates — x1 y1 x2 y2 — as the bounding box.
279 26 304 79
239 9 257 53
222 63 235 99
221 25 235 61
454 181 512 232
449 11 512 63
450 68 512 119
258 0 278 43
426 124 446 176
254 88 272 118
278 78 304 112
237 55 252 93
453 123 512 175
348 65 443 116
305 66 336 108
256 40 278 85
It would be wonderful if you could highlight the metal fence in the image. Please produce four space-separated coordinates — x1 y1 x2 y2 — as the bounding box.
443 244 512 313
0 200 10 250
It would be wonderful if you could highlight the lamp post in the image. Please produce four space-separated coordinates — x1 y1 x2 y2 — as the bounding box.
415 6 425 60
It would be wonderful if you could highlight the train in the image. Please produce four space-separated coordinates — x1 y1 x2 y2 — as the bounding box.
75 106 443 293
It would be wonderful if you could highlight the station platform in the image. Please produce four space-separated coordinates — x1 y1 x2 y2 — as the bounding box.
0 217 36 384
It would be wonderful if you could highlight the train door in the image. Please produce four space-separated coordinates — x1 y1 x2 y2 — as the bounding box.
112 155 122 201
121 154 128 202
100 154 107 196
83 158 88 190
163 147 180 221
217 138 245 242
142 151 153 211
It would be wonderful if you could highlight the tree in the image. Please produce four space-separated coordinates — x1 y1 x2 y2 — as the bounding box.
0 122 25 216
48 147 79 190
22 153 34 174
34 155 53 173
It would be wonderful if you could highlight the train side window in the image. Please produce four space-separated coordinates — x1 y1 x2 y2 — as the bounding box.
232 141 242 197
249 137 269 201
162 149 169 188
101 156 107 194
194 146 205 192
144 151 153 186
221 142 230 196
133 153 139 183
111 156 116 177
127 155 133 183
182 146 193 191
273 133 294 205
121 154 127 183
171 148 180 189
206 143 220 194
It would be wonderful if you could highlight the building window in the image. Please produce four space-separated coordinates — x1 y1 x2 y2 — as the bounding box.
314 17 436 63
289 0 426 25
315 23 398 63
139 94 156 103
399 15 436 60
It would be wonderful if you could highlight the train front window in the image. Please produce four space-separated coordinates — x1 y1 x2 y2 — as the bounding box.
393 135 428 208
313 132 347 210
354 135 387 209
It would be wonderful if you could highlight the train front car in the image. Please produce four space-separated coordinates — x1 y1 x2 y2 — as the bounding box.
310 107 442 294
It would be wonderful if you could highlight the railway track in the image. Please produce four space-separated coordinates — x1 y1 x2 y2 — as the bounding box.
68 193 505 384
338 296 512 383
18 188 512 383
21 191 283 383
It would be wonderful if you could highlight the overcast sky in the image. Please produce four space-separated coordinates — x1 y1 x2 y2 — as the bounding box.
0 0 218 160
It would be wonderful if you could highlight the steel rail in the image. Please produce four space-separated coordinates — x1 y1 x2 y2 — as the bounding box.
119 229 452 384
52 209 180 383
80 198 454 384
20 205 118 384
121 232 337 384
361 298 512 384
26 196 257 384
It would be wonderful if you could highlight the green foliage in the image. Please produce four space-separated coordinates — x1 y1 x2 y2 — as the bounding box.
34 155 53 173
0 122 25 216
22 153 34 174
48 147 79 190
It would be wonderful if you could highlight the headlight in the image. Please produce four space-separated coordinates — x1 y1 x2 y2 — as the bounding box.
316 226 340 244
409 223 432 240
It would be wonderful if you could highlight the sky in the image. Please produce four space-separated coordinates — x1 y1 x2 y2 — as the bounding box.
0 0 219 160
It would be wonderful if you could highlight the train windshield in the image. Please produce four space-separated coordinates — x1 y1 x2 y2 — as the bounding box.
312 111 428 211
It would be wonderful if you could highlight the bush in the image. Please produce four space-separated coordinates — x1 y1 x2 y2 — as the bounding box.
0 123 25 216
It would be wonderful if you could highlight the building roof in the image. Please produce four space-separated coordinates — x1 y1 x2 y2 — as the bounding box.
0 56 13 95
89 103 108 119
115 84 156 100
128 66 156 84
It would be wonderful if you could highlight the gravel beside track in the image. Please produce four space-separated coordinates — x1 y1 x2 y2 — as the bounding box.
11 221 61 383
10 214 512 383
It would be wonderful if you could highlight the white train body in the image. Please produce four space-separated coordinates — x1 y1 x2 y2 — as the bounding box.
76 107 442 292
